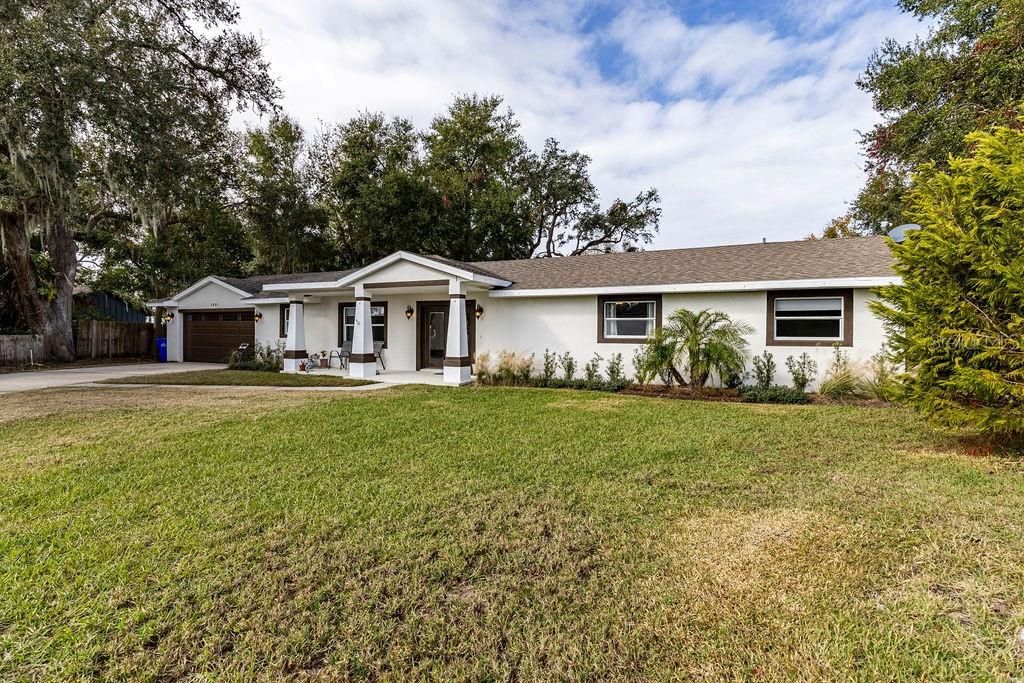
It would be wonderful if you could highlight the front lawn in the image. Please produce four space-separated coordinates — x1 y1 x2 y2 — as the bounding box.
1 386 1022 679
98 368 377 387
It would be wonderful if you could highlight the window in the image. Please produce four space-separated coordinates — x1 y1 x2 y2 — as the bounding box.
767 290 852 346
279 304 290 338
339 302 388 347
597 295 662 342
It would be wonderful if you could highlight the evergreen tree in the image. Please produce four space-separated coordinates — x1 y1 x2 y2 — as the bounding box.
871 124 1024 436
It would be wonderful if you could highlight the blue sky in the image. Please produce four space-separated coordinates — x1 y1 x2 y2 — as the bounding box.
235 0 924 247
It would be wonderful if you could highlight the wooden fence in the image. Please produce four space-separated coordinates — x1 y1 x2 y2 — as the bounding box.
75 320 155 360
0 334 46 366
0 321 155 366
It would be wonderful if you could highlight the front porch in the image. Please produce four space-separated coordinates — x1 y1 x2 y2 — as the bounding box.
261 252 509 386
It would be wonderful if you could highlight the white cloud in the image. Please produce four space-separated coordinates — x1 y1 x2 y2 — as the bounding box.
235 0 924 248
607 7 809 97
785 0 865 33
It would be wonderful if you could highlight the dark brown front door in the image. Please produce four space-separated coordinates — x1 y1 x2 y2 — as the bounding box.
419 303 448 369
183 309 255 362
416 300 477 370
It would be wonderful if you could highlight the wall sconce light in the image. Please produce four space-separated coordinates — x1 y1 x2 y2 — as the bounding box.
254 311 263 323
474 304 484 319
161 311 175 324
405 305 414 320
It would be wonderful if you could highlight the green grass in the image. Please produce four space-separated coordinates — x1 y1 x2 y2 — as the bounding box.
1 386 1022 680
98 368 376 387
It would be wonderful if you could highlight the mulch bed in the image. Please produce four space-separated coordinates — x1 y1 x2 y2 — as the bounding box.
619 385 743 402
620 385 895 408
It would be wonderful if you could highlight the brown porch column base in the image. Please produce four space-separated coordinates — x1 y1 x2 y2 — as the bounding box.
349 352 376 363
284 349 307 359
443 356 472 367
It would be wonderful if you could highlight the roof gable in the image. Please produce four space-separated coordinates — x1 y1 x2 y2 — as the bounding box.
336 252 512 288
168 276 252 303
262 252 512 292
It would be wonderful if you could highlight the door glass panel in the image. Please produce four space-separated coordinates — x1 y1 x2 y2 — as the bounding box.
428 311 446 360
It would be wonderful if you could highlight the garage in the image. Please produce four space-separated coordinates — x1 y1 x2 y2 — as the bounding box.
182 309 255 363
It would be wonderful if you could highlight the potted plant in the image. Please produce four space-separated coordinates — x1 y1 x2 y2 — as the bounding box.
319 349 329 368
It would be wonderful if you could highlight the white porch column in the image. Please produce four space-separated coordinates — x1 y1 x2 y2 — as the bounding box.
444 279 472 385
283 298 306 372
167 307 183 362
349 284 377 379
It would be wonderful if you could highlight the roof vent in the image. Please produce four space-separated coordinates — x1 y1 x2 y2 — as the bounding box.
887 224 921 243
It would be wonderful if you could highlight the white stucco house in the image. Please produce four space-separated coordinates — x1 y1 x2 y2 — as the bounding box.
147 237 898 386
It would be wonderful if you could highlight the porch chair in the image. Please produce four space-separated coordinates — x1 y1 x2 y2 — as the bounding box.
373 341 386 370
328 340 352 369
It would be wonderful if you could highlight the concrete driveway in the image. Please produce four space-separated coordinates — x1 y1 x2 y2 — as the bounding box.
0 362 224 394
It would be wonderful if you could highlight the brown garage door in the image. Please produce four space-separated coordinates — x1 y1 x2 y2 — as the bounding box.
183 309 255 363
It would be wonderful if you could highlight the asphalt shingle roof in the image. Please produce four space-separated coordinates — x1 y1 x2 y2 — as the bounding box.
206 237 894 299
469 237 895 290
421 254 510 281
218 270 356 299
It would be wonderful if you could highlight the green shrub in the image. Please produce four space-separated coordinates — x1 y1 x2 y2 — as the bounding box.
583 353 603 384
529 377 627 392
632 348 655 387
871 124 1024 435
751 351 776 390
785 352 817 393
741 386 811 404
723 370 746 389
541 349 557 381
559 351 577 380
228 341 283 371
606 353 625 384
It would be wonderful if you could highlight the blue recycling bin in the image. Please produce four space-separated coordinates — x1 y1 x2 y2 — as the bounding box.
156 337 168 363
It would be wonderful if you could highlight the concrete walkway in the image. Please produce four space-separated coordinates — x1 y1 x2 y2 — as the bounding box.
91 381 396 393
0 362 224 394
312 368 449 386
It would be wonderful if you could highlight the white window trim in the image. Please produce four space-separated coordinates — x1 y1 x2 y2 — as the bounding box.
282 306 290 337
772 295 844 342
341 304 386 345
602 299 657 339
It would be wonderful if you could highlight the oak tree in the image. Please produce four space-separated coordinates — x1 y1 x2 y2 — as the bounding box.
0 0 276 358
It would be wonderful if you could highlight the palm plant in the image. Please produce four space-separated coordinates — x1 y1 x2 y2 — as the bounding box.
664 308 754 390
636 327 687 386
